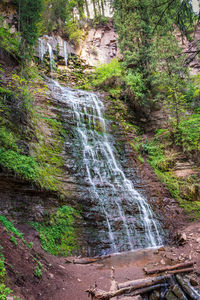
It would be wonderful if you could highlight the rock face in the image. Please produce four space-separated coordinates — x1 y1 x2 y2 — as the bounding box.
36 35 75 61
0 1 18 33
0 173 58 222
78 23 119 66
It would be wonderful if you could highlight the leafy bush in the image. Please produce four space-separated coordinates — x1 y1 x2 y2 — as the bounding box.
179 114 200 153
34 265 42 279
0 149 39 181
0 247 13 299
0 216 24 241
0 284 12 300
124 71 146 101
16 0 43 48
32 206 79 256
0 17 21 59
0 71 64 192
92 58 123 90
10 236 18 246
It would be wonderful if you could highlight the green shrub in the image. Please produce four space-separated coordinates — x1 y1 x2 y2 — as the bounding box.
32 206 78 256
0 284 12 300
27 242 33 249
92 58 123 90
0 216 24 241
179 114 200 153
34 266 42 279
0 149 39 182
0 247 13 299
10 236 18 246
0 17 21 59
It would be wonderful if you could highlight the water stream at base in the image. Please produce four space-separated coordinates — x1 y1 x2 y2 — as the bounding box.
50 80 164 255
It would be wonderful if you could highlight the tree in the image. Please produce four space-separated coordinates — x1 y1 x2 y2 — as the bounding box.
152 32 189 131
113 0 194 106
16 0 43 47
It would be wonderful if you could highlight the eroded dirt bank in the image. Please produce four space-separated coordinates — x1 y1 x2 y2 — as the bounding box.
1 220 200 300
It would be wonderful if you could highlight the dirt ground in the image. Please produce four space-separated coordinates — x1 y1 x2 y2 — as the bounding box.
1 220 200 300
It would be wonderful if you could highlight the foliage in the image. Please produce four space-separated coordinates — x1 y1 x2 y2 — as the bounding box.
0 284 12 300
93 58 122 85
0 216 25 242
144 128 200 219
0 68 65 192
27 242 33 249
113 0 194 105
34 265 42 279
10 236 18 246
16 0 43 48
40 0 69 33
31 206 79 256
178 114 200 153
0 248 13 300
92 58 123 95
92 15 110 27
152 33 189 129
0 17 21 60
0 149 39 181
65 20 84 46
40 0 84 45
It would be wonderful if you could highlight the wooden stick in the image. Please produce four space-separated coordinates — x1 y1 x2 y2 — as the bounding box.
109 267 118 300
168 267 193 275
143 262 194 275
124 283 168 296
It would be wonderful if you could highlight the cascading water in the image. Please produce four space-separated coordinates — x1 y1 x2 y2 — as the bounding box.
38 38 46 62
47 42 54 75
50 80 164 255
63 41 68 69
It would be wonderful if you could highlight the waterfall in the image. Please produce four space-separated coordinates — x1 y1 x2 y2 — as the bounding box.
63 41 68 69
50 80 164 255
38 38 46 62
47 42 54 75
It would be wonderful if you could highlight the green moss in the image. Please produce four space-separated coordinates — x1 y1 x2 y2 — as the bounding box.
31 206 79 256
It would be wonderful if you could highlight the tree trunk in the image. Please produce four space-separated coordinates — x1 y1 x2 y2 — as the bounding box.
86 275 172 299
143 262 194 275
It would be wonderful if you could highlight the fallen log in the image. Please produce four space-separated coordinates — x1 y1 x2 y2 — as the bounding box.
118 274 171 289
168 267 193 275
123 283 168 297
86 274 172 299
143 261 194 275
176 274 200 300
69 254 111 264
72 258 102 264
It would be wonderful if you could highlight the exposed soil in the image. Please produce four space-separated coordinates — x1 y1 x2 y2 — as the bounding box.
1 220 200 300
